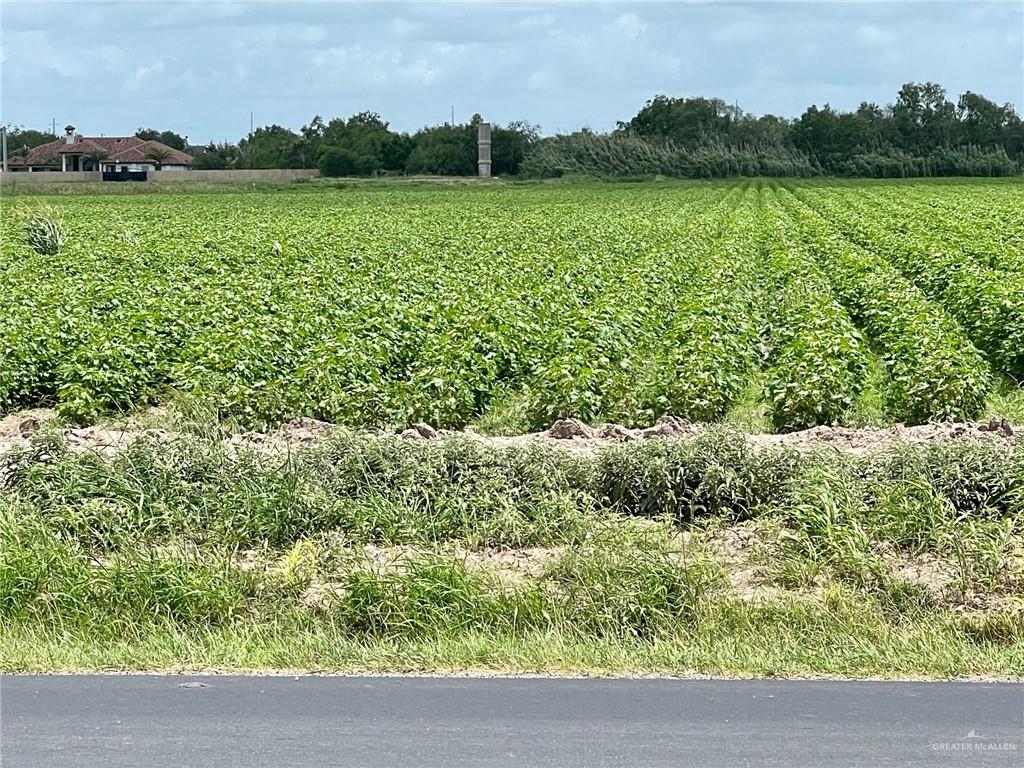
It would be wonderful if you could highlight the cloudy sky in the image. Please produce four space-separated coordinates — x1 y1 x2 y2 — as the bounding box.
1 1 1021 143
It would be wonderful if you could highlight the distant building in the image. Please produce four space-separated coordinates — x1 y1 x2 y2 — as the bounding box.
6 125 192 172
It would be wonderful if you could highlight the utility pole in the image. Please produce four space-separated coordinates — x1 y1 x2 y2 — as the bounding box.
51 118 56 136
450 105 455 127
2 126 8 173
250 111 254 136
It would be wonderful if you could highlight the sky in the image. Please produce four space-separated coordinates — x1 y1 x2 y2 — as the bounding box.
1 0 1022 144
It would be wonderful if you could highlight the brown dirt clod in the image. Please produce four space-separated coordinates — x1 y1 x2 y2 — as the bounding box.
639 414 698 439
546 418 595 439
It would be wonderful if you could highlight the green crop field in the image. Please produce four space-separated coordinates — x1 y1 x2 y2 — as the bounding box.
3 179 1022 432
2 178 1023 678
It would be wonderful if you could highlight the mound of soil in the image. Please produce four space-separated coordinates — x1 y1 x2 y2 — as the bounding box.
749 418 1015 454
0 408 1018 459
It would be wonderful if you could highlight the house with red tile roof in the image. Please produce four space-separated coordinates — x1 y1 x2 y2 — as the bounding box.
7 125 192 172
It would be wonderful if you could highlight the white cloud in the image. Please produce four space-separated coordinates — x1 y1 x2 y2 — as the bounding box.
613 13 647 40
149 2 246 30
123 56 197 95
4 1 1021 139
5 31 83 77
311 46 446 87
856 24 899 46
128 59 169 89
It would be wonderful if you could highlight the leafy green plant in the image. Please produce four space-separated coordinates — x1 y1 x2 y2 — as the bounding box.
25 211 67 256
778 188 992 423
0 180 1015 429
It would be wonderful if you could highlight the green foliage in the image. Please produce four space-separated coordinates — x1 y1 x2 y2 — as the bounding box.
545 81 1023 179
775 445 1023 599
795 186 1024 378
23 210 67 256
2 431 1021 655
189 142 236 170
336 556 539 638
759 188 870 430
135 128 187 151
778 188 993 423
593 431 800 522
405 124 477 176
318 147 363 177
545 523 724 638
522 131 816 179
300 113 534 176
4 127 57 152
523 186 763 427
237 125 309 169
0 181 1018 429
143 145 173 168
0 501 260 628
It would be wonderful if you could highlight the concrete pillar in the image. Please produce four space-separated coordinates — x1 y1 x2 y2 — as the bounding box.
477 122 491 178
61 154 67 172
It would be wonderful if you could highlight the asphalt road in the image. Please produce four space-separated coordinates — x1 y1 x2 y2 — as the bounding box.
2 676 1022 767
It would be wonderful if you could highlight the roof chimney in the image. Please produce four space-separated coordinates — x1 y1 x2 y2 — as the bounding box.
64 125 76 145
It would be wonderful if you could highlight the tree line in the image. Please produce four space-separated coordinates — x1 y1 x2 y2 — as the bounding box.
5 82 1021 178
543 82 1022 178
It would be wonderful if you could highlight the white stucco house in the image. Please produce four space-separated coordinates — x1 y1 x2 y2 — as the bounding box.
7 125 192 172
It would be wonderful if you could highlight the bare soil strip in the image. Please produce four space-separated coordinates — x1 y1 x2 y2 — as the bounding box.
0 409 1016 457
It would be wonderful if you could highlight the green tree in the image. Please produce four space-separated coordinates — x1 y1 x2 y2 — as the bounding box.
892 82 957 152
405 124 476 175
135 128 187 151
190 142 236 170
4 127 57 150
316 112 394 174
492 121 540 175
957 92 1018 147
237 125 304 169
619 96 735 147
382 133 415 171
318 147 362 177
144 145 173 169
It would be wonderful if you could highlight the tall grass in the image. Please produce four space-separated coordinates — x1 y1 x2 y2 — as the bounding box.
1 430 1021 673
522 133 817 179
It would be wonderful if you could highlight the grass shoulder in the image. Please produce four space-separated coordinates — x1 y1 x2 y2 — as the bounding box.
2 425 1021 677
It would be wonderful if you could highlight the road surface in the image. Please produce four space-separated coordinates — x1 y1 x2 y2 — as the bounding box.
2 676 1021 767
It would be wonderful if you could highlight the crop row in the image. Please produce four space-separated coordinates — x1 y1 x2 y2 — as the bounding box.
524 184 744 426
776 189 993 423
852 185 1023 272
1 181 1018 431
755 187 870 430
792 181 1023 273
4 186 750 429
793 186 1024 378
